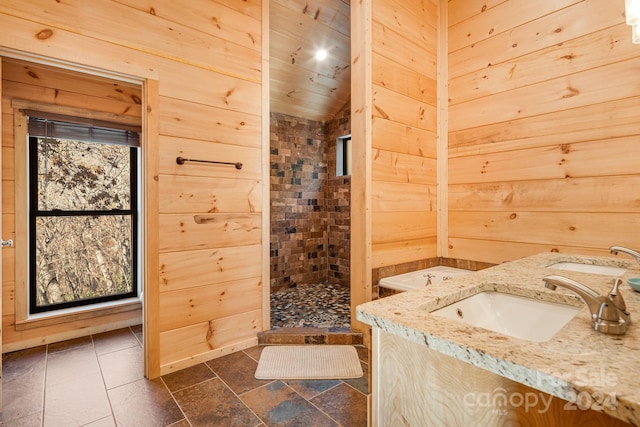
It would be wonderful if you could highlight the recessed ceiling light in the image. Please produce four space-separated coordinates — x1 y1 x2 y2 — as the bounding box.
315 49 328 61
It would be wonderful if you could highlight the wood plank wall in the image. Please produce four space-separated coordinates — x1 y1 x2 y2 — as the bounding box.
0 0 265 377
350 0 374 339
370 0 439 269
1 59 143 349
447 0 640 264
350 0 440 340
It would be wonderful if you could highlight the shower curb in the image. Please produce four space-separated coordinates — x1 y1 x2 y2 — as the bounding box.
258 327 364 346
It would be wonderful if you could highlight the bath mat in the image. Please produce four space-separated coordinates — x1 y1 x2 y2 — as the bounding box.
255 345 363 380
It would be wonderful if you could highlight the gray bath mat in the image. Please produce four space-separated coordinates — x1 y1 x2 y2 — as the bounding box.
255 345 363 380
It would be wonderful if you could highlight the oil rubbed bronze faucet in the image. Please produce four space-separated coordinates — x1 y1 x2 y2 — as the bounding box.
543 275 631 335
610 246 640 266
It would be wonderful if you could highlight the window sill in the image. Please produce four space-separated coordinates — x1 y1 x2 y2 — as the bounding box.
15 299 142 331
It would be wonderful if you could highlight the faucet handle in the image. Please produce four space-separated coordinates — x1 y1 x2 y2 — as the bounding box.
608 278 627 313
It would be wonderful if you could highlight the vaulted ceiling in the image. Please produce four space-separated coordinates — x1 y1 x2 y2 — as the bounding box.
270 0 350 122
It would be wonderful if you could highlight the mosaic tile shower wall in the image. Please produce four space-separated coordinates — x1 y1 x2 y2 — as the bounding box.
270 103 351 292
325 103 351 288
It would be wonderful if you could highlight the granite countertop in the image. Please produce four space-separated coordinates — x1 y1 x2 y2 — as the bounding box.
356 252 640 425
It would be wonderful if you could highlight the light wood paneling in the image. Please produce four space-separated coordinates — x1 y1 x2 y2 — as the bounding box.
116 0 262 50
0 1 261 82
373 86 437 131
373 328 633 426
2 282 13 317
1 59 143 352
216 0 262 20
450 60 640 132
449 97 640 154
449 177 640 214
372 211 436 244
448 1 623 79
447 238 614 266
0 15 158 80
158 64 261 115
369 0 439 272
261 0 270 331
142 77 160 378
372 20 437 77
436 0 449 257
269 0 351 121
372 182 435 212
374 1 438 38
372 53 437 105
159 98 261 149
3 76 142 118
158 277 262 332
0 0 265 378
158 213 261 252
447 0 506 27
449 211 640 249
1 147 13 181
447 0 640 261
0 58 3 411
2 310 142 353
371 117 436 158
158 136 262 181
450 136 640 185
159 309 261 369
159 175 261 214
449 25 638 106
372 237 438 269
372 150 437 184
160 245 262 293
448 0 579 53
350 0 373 341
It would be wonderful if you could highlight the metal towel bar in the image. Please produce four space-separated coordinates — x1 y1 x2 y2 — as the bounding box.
176 156 242 170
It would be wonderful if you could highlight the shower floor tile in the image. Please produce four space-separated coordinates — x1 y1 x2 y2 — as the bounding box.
271 282 351 328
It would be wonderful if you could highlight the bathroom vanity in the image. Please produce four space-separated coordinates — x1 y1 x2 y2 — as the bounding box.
357 253 640 426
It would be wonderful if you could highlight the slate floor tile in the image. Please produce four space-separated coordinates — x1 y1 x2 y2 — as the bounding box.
1 346 47 424
44 372 112 426
1 323 370 427
172 378 261 427
98 344 145 389
310 382 368 427
284 379 341 400
206 350 271 395
108 378 184 427
161 362 216 392
241 381 339 426
93 327 140 355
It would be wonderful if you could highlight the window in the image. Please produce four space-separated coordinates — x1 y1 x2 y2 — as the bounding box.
27 113 140 314
336 134 352 176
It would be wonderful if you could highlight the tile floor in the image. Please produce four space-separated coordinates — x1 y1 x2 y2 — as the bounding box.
1 325 369 426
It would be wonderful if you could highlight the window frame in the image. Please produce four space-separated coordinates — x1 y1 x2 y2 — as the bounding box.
336 134 352 177
27 134 139 314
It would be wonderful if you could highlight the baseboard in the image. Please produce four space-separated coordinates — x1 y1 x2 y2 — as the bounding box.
159 337 259 376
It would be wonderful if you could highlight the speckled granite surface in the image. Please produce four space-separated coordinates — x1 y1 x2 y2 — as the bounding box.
356 252 640 425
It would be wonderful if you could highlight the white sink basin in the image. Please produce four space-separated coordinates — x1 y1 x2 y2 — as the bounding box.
548 262 626 276
431 291 580 342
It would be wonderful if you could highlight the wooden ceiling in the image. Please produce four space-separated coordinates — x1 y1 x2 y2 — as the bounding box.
270 0 350 122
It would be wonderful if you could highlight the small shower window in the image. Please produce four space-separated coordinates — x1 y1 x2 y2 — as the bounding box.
336 134 351 176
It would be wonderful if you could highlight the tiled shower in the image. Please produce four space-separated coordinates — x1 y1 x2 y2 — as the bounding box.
269 102 351 324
